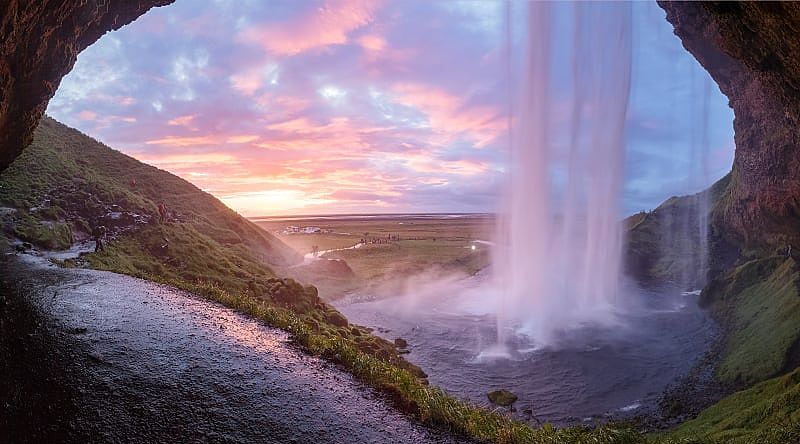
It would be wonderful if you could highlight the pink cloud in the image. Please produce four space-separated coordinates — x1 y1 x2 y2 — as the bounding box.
135 152 239 166
167 114 198 126
118 96 136 106
145 135 217 147
227 135 260 144
260 116 386 152
230 70 264 96
238 0 381 56
253 94 312 117
78 112 136 129
357 34 386 51
392 151 490 176
79 110 98 121
391 82 505 147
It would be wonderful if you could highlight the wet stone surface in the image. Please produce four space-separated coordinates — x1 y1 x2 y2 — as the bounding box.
0 254 467 443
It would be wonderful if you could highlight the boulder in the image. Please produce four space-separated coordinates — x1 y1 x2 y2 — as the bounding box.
324 310 348 328
487 389 518 407
300 258 355 278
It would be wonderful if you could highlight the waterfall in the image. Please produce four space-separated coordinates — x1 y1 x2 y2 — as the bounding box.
663 62 714 290
692 74 713 287
494 2 633 347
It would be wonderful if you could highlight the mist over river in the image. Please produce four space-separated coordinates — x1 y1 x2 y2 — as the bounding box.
336 275 716 425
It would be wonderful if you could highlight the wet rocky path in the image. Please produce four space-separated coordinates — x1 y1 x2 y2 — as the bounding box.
0 254 467 443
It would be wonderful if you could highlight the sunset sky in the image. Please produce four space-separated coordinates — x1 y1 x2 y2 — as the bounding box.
47 0 735 217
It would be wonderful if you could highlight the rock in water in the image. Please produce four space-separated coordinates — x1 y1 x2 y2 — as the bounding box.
394 338 408 349
487 390 518 407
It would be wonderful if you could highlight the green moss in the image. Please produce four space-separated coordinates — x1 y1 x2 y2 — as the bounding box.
11 211 73 250
664 368 800 443
702 258 800 385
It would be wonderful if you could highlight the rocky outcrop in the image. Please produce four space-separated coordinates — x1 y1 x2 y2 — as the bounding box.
659 2 800 254
300 258 356 278
0 0 173 170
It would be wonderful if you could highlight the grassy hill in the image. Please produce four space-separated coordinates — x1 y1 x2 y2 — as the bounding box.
665 366 800 443
0 117 653 444
0 116 299 270
623 174 735 288
701 256 800 386
3 116 800 443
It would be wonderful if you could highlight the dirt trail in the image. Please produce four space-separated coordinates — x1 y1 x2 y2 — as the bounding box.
0 254 467 443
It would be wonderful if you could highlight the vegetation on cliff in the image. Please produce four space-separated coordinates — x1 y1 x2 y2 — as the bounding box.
623 174 734 287
625 172 800 442
667 367 800 443
701 256 800 386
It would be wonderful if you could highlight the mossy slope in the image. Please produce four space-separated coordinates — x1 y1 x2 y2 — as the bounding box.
701 257 800 385
666 367 800 443
624 174 734 288
0 116 299 266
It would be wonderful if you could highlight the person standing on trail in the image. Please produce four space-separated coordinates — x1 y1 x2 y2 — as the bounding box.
93 225 107 252
158 202 168 223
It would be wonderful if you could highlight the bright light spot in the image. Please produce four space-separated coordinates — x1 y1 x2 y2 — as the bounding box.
319 85 346 101
471 245 477 251
369 87 383 100
219 189 336 217
266 64 280 86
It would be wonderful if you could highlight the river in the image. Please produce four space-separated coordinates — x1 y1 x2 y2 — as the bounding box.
337 274 716 426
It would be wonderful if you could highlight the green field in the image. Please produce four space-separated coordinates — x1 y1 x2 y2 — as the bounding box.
257 215 494 300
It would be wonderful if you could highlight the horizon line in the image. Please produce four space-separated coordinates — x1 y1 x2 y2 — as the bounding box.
246 212 494 220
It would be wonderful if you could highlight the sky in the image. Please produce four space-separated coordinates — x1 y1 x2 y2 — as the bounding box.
47 0 735 217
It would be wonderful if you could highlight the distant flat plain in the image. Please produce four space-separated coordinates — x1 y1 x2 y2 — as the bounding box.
253 214 494 300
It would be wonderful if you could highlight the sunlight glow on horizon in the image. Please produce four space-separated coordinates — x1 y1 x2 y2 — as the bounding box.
47 0 734 217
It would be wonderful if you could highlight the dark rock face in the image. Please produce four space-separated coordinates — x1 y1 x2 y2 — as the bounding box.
659 2 800 253
0 0 174 170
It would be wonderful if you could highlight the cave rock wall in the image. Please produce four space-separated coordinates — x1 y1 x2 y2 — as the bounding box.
0 0 173 170
659 1 800 253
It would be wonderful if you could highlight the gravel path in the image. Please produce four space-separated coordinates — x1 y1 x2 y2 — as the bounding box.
0 254 467 444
